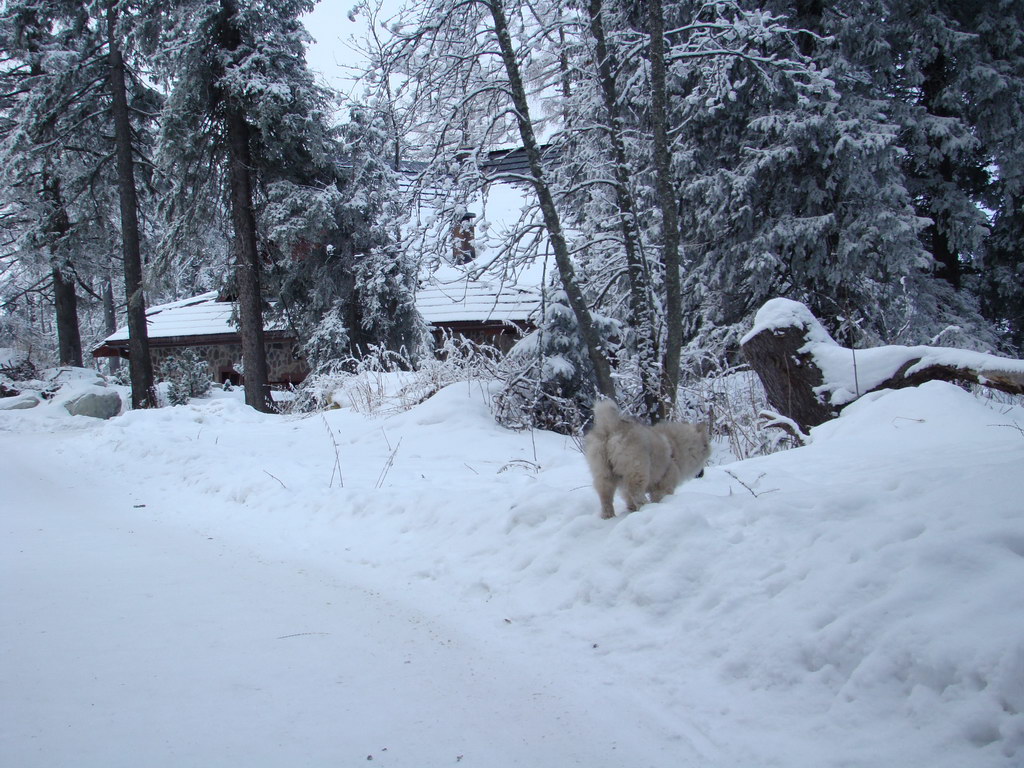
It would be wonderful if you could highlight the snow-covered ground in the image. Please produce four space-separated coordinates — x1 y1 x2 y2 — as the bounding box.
2 374 1023 766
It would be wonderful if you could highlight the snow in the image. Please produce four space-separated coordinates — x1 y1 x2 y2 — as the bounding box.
0 347 25 368
100 292 244 343
741 297 836 347
415 277 540 325
2 376 1024 766
744 297 1024 405
100 275 542 349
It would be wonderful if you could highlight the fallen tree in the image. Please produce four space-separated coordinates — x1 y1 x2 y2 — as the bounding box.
741 299 1024 433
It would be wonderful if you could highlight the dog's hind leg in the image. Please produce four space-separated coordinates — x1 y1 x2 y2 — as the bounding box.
593 476 618 519
623 471 650 513
649 471 677 504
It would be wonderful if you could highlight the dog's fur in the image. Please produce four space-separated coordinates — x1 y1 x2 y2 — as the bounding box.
585 399 710 519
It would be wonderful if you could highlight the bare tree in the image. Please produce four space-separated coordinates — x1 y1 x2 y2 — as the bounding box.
645 0 683 419
487 0 615 398
378 0 615 398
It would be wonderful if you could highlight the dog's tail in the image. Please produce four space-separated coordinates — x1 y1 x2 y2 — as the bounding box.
590 398 623 441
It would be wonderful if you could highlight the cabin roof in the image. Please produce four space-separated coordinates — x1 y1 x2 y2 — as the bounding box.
416 277 539 325
99 291 290 344
96 277 540 352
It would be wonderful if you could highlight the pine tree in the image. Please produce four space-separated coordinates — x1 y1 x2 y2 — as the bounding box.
827 0 1018 351
269 107 423 372
158 0 420 397
494 289 619 434
560 0 1014 372
158 0 335 411
160 348 212 404
0 0 161 395
955 0 1024 351
647 0 965 351
0 3 87 367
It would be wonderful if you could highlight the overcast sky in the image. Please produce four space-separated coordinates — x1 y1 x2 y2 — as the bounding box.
302 1 403 102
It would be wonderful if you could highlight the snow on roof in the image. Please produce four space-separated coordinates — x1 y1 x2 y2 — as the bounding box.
98 173 544 349
416 276 539 325
102 292 251 343
101 277 540 348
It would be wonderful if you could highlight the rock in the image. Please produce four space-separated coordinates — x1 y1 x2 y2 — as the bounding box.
0 395 41 410
64 390 123 419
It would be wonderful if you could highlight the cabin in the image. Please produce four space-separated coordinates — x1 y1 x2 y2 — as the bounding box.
91 292 307 386
93 277 540 386
417 275 539 354
94 147 552 385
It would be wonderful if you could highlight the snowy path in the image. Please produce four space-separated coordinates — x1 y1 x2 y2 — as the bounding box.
0 433 694 768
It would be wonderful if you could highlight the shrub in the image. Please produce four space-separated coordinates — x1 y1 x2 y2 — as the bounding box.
493 292 619 435
288 335 501 415
159 349 212 406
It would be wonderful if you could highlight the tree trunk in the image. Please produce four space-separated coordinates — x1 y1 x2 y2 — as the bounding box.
102 271 121 373
107 3 155 408
648 0 684 419
489 0 616 400
52 266 83 367
40 170 83 368
226 108 273 413
741 325 837 433
587 0 660 420
220 0 272 413
921 52 962 291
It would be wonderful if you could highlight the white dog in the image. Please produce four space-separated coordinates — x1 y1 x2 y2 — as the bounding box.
585 399 710 519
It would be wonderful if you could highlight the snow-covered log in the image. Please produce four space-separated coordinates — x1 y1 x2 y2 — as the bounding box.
741 298 1024 431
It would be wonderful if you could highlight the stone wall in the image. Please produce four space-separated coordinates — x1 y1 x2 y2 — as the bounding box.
152 340 309 386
